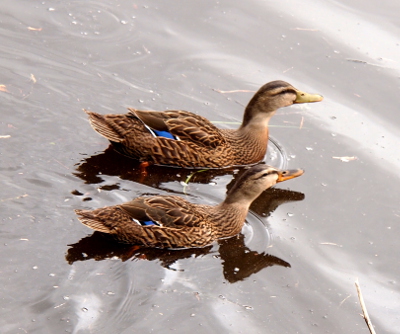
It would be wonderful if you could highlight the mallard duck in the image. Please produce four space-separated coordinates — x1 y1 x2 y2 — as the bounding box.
84 80 322 168
75 164 303 249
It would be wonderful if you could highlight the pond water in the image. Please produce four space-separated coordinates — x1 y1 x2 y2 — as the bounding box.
1 0 400 333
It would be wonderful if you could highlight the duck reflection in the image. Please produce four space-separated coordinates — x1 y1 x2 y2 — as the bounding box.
66 187 304 283
218 234 290 283
74 146 238 188
66 231 213 270
66 231 290 283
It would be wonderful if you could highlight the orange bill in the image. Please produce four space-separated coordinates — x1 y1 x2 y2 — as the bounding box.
277 169 304 182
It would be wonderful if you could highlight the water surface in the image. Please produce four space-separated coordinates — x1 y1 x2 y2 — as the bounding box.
1 0 400 333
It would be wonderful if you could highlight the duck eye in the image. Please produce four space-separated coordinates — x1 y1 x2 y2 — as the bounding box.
257 170 278 179
255 172 269 180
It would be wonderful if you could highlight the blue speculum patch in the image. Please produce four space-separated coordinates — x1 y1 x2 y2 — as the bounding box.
132 218 159 226
142 220 157 226
153 129 176 140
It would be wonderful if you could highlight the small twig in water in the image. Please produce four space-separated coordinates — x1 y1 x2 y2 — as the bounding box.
182 169 209 194
346 58 393 70
27 26 42 31
355 279 377 334
338 294 352 307
299 116 304 129
332 156 358 162
211 120 305 129
291 28 319 31
0 194 28 202
212 89 255 94
283 66 294 73
211 121 241 125
319 242 340 246
53 158 70 170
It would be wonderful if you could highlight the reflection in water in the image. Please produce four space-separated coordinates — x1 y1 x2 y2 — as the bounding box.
74 136 287 189
67 187 304 282
74 146 239 189
66 232 213 269
66 231 289 283
250 187 305 217
218 234 290 283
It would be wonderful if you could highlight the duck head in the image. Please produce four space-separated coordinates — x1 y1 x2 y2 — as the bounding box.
224 164 304 206
241 80 323 127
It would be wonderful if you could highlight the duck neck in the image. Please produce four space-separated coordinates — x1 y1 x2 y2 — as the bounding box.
223 185 261 207
236 110 275 147
213 201 250 229
240 96 278 127
213 186 266 236
240 109 275 129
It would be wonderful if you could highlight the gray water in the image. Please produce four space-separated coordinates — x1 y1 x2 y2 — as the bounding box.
1 1 400 333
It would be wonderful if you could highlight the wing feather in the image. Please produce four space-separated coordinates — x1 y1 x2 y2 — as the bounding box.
119 196 206 228
130 109 226 148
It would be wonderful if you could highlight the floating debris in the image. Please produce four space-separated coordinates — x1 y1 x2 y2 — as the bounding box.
27 27 42 31
0 194 28 202
299 116 304 129
332 156 358 162
320 242 341 247
213 89 255 94
291 28 319 31
355 279 376 334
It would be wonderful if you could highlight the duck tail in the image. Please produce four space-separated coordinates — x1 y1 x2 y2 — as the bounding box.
83 109 132 143
75 208 116 234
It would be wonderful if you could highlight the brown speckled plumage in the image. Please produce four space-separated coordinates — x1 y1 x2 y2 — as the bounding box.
75 165 304 249
84 81 322 168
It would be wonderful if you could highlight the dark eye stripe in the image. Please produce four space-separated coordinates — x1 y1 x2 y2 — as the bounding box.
256 170 278 180
270 88 297 97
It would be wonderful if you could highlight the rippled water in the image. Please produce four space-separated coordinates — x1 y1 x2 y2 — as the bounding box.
1 0 400 333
